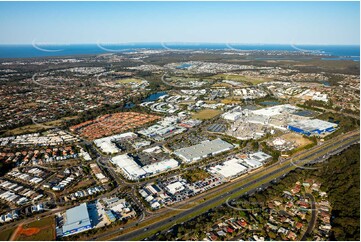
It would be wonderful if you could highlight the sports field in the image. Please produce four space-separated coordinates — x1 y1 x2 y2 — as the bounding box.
10 216 56 241
192 109 223 120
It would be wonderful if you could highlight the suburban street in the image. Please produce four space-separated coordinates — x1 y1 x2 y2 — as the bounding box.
301 193 317 240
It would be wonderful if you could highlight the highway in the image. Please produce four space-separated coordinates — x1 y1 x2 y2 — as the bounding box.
91 130 359 241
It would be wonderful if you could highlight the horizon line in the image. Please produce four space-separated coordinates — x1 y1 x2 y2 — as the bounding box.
0 42 359 46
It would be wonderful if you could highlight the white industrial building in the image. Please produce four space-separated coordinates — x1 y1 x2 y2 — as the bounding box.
222 107 243 121
111 154 179 180
138 123 186 141
222 111 243 121
208 158 248 179
166 181 185 195
242 157 262 169
143 159 179 175
208 151 271 180
251 104 299 117
174 138 234 163
249 152 272 163
111 155 146 180
298 90 329 102
93 132 137 154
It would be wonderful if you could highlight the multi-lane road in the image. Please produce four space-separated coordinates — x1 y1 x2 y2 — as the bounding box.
90 130 359 241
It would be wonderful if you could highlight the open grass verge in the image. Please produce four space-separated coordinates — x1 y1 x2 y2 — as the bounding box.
116 78 144 84
4 116 78 136
0 227 16 241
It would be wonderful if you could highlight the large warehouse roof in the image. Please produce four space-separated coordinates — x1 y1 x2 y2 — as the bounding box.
62 203 91 234
250 151 272 162
288 119 337 132
93 132 137 154
174 138 234 162
111 154 179 180
251 104 299 117
143 159 179 174
209 158 247 178
111 154 146 179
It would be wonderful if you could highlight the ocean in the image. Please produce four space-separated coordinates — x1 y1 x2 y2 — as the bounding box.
0 43 359 61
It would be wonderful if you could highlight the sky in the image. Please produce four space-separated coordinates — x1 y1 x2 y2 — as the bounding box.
0 1 359 45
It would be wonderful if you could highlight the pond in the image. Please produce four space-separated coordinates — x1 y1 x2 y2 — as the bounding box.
321 81 331 87
259 101 280 106
142 92 167 102
124 103 135 109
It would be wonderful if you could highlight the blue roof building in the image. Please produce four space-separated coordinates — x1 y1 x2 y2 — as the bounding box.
62 203 92 237
287 119 338 136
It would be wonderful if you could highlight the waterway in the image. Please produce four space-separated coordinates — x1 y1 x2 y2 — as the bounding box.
142 92 167 102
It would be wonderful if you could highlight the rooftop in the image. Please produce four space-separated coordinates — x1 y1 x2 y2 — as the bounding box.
174 138 234 162
251 104 299 117
62 203 91 234
288 119 337 132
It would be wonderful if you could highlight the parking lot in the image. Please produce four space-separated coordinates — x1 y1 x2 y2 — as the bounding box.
88 201 110 228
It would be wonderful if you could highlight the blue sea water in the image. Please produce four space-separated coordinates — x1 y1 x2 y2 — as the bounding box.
0 43 359 61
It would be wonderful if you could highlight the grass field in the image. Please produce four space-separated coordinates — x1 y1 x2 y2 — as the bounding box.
67 178 95 193
4 116 78 136
116 78 143 84
182 168 210 183
192 109 223 120
23 102 39 108
14 216 56 241
0 227 16 241
221 98 242 104
211 83 233 88
167 76 200 82
210 73 271 85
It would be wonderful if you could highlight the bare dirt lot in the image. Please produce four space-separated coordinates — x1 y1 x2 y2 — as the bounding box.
279 132 313 147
